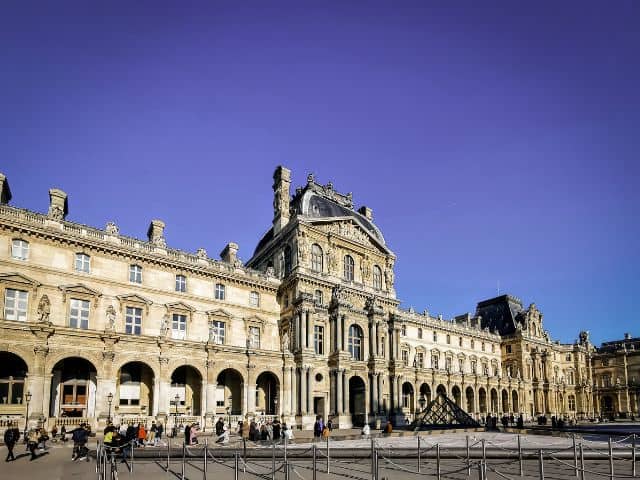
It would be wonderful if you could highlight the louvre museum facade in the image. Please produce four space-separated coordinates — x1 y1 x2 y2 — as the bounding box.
0 168 638 432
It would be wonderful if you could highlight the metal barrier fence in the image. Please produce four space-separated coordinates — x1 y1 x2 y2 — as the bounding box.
94 432 638 480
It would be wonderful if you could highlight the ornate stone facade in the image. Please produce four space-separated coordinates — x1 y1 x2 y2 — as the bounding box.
0 168 637 432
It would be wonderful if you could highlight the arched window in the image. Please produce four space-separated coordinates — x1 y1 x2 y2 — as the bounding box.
311 244 323 272
348 324 363 360
373 265 382 289
283 245 292 275
343 255 355 281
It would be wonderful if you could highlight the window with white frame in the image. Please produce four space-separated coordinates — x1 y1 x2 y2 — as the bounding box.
458 358 464 372
129 264 142 284
69 298 90 329
458 337 463 347
568 395 576 411
418 328 423 339
416 352 424 368
210 320 225 345
75 253 90 273
249 291 260 307
248 326 260 348
4 289 28 322
471 360 477 374
215 283 225 300
343 255 354 281
125 306 142 335
373 265 382 289
482 363 489 376
311 244 323 272
401 349 409 366
445 357 452 371
481 342 485 352
314 325 324 355
401 325 406 336
172 314 187 340
11 239 29 260
432 354 439 369
175 275 186 292
446 334 451 344
348 324 363 360
314 289 323 306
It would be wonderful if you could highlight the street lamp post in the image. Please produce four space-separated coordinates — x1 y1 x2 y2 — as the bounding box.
419 394 426 412
107 392 113 424
226 405 231 432
174 394 180 417
24 391 32 438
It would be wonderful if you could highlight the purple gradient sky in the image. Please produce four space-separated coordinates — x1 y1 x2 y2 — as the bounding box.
1 1 638 345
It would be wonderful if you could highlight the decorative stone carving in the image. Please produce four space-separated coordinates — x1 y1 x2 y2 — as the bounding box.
296 231 309 263
37 294 51 323
105 305 116 331
331 285 344 303
326 244 337 273
280 327 290 352
266 266 275 277
105 222 119 235
48 204 64 221
360 256 371 281
196 248 207 259
384 257 395 289
160 315 170 338
102 351 115 362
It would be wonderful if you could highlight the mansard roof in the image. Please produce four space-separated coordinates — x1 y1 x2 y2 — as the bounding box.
475 294 524 336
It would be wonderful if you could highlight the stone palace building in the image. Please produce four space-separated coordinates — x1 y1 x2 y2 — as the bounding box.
0 168 637 432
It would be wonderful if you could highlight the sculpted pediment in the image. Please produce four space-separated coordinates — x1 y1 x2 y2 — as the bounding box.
116 293 153 305
310 219 390 253
58 283 101 298
0 272 41 289
207 308 233 319
165 301 195 312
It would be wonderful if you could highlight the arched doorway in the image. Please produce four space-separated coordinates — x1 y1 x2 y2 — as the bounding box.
502 389 509 413
117 361 154 417
256 371 279 415
451 386 461 407
50 357 97 418
602 395 616 419
419 384 431 410
465 387 474 413
217 369 243 415
349 376 366 426
0 352 28 412
490 388 498 413
512 390 519 413
478 388 487 413
402 382 414 413
170 366 202 416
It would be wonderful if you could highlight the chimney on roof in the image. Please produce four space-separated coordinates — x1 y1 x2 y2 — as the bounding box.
220 242 239 264
48 188 68 220
272 166 291 235
624 333 631 340
358 206 373 221
0 173 11 204
147 219 166 246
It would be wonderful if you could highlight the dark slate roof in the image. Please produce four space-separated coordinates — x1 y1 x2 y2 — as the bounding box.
475 295 524 335
598 336 640 353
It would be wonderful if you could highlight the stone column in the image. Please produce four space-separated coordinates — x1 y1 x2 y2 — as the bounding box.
336 370 343 414
299 367 307 415
341 315 347 351
205 360 217 418
343 370 350 414
29 345 49 419
377 374 383 413
283 366 291 416
290 366 296 415
307 311 314 350
247 365 257 415
372 374 378 414
158 357 171 417
307 368 312 414
300 311 307 350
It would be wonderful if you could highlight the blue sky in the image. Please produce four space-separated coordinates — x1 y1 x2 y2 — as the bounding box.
1 1 638 345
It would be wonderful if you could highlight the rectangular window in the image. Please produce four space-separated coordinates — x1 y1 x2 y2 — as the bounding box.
401 325 406 336
125 306 142 335
249 326 260 348
129 264 142 284
445 357 452 371
459 359 464 372
215 283 226 300
459 337 463 347
416 352 424 368
4 289 28 322
11 239 29 260
401 350 409 366
506 345 512 354
446 334 451 344
249 291 260 307
417 328 423 339
75 253 91 273
432 355 439 369
433 331 437 342
314 290 323 306
471 360 477 374
314 325 324 354
481 342 485 352
69 298 90 329
172 314 187 340
175 275 186 292
210 320 225 345
568 396 576 411
482 364 489 376
566 353 572 361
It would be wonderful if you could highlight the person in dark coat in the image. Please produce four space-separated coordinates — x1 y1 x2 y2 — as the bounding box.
4 427 18 462
272 421 281 441
184 424 191 444
215 418 225 437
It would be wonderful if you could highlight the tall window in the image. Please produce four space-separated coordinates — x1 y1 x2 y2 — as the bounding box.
343 255 354 281
348 324 363 360
215 283 226 300
314 289 323 306
459 337 463 347
445 357 452 371
249 326 260 348
418 328 423 339
249 291 260 307
75 253 90 273
416 352 424 368
482 363 489 376
311 244 323 272
4 289 28 322
172 314 187 340
129 264 142 284
401 349 409 366
458 359 464 372
314 325 324 354
568 395 576 411
481 342 485 352
69 299 90 329
471 360 477 374
210 320 225 345
432 355 439 369
602 374 611 387
175 275 186 292
433 331 437 342
471 339 475 349
0 364 25 405
401 325 406 336
11 239 29 260
446 334 451 344
125 307 142 335
373 265 382 289
283 245 292 275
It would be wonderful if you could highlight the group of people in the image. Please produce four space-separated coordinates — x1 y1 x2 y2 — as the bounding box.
313 416 331 440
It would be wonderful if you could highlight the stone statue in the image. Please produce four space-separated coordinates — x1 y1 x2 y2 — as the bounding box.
331 285 344 303
281 328 290 352
37 295 51 323
296 232 309 263
266 266 275 277
578 331 590 345
360 256 371 281
48 205 64 221
105 222 119 235
105 305 116 331
384 257 395 288
196 248 207 259
160 315 169 338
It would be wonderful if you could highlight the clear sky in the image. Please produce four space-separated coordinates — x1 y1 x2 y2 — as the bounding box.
1 1 638 345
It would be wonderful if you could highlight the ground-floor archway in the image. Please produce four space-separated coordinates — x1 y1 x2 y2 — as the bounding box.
117 361 155 416
512 390 519 413
601 395 617 418
256 371 279 415
50 357 97 418
170 365 202 416
478 388 487 413
465 387 474 413
216 369 243 415
349 376 366 427
402 382 414 412
419 383 431 409
452 386 461 407
0 352 28 409
490 388 498 413
502 389 509 413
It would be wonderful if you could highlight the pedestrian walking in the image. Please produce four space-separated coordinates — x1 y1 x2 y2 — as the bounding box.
27 428 39 460
4 427 19 462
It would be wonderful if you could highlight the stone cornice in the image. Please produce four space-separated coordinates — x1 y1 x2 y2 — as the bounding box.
0 205 279 293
